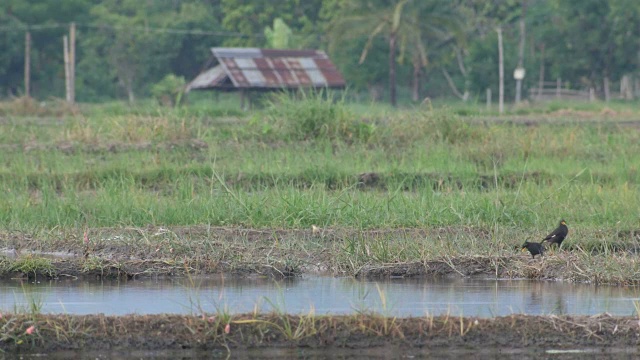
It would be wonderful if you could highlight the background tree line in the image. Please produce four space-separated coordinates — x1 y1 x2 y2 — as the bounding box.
1 0 639 105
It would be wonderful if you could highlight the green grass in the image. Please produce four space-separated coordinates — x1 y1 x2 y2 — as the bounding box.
0 179 637 230
1 111 638 230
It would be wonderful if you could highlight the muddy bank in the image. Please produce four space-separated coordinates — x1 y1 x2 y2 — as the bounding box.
1 313 639 354
1 226 486 280
1 225 640 285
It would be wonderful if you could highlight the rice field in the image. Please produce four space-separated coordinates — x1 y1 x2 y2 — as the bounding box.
1 94 640 283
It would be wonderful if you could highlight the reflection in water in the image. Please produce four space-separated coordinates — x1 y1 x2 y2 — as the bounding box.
0 276 639 317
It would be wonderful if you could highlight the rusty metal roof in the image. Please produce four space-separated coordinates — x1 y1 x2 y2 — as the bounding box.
186 47 345 91
185 65 228 92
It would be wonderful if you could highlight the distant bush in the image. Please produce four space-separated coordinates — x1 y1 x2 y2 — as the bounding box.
263 90 375 142
380 108 479 147
151 74 186 107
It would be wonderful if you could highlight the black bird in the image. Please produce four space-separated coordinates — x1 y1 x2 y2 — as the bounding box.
521 241 545 259
542 220 569 247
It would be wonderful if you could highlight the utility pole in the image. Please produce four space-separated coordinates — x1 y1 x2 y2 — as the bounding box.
69 22 76 104
24 32 31 98
514 0 527 104
389 33 397 107
497 26 504 114
64 35 71 103
63 23 76 104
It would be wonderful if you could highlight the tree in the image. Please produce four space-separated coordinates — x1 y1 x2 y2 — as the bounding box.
3 0 94 99
167 1 224 81
264 18 294 48
608 0 640 99
326 0 412 106
550 0 614 96
398 0 465 102
320 0 388 100
522 0 640 101
221 0 323 48
457 0 522 101
526 0 558 99
326 0 465 106
514 0 527 104
0 12 25 96
82 0 219 102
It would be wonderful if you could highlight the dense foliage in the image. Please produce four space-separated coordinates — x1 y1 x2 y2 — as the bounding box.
1 0 639 104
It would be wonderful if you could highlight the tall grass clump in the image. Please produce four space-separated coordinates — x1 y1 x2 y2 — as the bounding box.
428 109 477 144
263 90 375 142
381 108 479 148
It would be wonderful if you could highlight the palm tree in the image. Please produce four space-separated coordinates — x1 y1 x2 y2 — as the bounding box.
359 0 409 106
327 0 409 106
327 0 464 106
398 1 464 102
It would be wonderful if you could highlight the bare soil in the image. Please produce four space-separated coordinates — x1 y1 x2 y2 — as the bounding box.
1 312 639 354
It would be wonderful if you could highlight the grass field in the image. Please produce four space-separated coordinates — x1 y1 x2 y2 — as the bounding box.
1 93 640 283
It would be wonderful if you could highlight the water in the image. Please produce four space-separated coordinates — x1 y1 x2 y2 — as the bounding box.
1 275 639 317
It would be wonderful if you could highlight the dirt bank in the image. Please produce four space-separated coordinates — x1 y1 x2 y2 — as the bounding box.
1 313 639 355
1 225 639 285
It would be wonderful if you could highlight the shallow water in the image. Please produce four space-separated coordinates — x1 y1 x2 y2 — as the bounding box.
1 275 639 317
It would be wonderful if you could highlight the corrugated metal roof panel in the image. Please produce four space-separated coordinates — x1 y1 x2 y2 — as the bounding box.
313 58 335 70
211 47 262 59
242 69 267 87
298 58 316 69
234 57 256 69
294 69 312 86
188 47 345 91
305 69 325 85
185 65 227 91
261 49 324 58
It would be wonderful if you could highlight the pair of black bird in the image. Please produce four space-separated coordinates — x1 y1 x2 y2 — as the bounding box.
521 220 569 259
